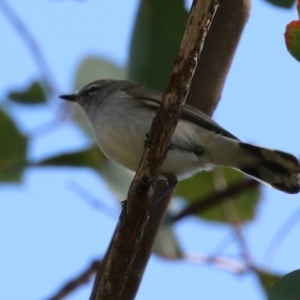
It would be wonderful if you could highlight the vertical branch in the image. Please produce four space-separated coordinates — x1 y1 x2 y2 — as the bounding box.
91 1 224 299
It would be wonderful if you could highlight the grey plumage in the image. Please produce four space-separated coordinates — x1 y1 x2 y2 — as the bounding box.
60 79 300 194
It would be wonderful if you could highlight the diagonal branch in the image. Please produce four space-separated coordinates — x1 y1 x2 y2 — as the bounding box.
0 0 59 94
119 1 251 298
263 205 300 268
47 260 100 300
91 1 223 299
172 179 258 223
187 0 251 115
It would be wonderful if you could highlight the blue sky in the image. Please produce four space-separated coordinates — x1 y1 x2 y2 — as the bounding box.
1 1 300 300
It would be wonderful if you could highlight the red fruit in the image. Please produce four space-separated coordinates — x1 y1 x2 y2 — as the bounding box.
285 21 300 62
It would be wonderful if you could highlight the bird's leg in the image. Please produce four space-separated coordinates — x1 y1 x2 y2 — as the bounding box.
150 174 178 208
144 132 151 148
119 200 127 220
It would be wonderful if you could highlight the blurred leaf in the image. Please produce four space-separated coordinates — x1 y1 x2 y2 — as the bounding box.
176 168 260 223
74 57 126 90
285 21 300 62
73 57 126 137
8 81 46 104
128 0 188 91
153 213 183 259
257 269 281 294
265 0 296 8
37 146 105 170
176 170 215 202
268 269 300 300
99 160 134 200
0 109 27 182
37 147 135 200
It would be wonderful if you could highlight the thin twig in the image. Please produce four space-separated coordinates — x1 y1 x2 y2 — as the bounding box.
214 169 254 269
263 205 300 268
47 260 100 300
185 253 246 274
26 119 61 139
0 0 59 94
172 179 258 223
68 181 118 219
207 233 236 257
231 221 253 268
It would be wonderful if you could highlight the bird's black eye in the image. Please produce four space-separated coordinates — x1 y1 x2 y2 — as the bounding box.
87 85 98 96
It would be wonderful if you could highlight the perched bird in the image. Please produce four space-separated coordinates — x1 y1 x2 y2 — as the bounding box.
60 79 300 194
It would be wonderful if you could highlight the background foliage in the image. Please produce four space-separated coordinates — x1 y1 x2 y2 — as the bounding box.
0 0 300 299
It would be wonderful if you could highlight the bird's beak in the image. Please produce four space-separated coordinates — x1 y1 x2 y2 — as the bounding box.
59 94 77 102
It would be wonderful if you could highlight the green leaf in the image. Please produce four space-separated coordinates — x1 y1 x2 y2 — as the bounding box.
128 0 188 91
0 109 27 182
37 146 105 170
37 148 134 200
268 269 300 300
153 213 183 259
74 57 126 90
8 81 46 104
99 160 134 200
257 269 281 294
265 0 296 8
176 168 260 223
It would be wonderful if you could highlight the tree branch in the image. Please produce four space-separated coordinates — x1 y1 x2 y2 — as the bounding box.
117 1 252 298
0 0 58 94
172 179 258 223
118 182 172 300
186 0 251 115
91 1 222 299
47 260 99 300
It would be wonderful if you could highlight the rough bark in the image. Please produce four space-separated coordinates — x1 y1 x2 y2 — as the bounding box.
91 1 222 299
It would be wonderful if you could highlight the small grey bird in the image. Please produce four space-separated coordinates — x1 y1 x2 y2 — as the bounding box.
60 79 300 194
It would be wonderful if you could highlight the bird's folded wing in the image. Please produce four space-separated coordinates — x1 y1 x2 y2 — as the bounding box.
128 85 239 141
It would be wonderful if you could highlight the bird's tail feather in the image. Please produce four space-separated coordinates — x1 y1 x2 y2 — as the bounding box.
237 143 299 194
